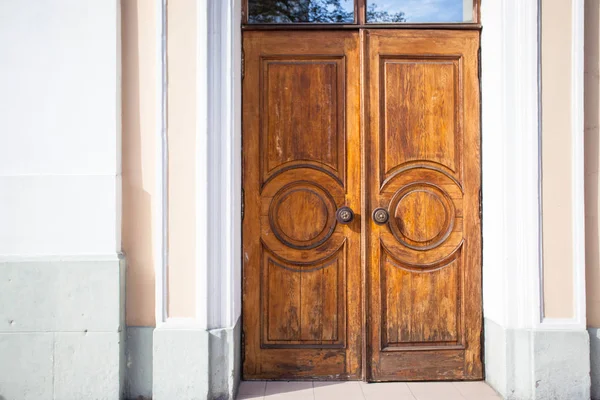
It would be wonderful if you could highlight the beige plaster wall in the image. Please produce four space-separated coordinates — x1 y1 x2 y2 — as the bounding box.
122 0 198 323
122 0 593 324
541 0 574 319
166 0 197 318
586 0 600 328
122 0 158 327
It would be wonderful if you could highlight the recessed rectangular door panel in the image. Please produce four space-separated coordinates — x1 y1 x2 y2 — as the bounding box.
365 30 482 381
242 31 362 380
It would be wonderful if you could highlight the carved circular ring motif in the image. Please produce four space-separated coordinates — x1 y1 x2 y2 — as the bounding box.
269 182 337 250
388 183 455 251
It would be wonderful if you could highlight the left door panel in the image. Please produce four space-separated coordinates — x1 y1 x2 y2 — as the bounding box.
242 31 362 380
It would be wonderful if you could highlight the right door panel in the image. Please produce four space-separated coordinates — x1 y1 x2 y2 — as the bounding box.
365 30 482 381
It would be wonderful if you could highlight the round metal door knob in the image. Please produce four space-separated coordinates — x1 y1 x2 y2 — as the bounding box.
336 206 354 224
372 207 389 225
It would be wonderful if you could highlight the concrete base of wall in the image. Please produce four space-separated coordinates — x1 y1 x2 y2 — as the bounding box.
590 328 600 400
0 257 126 400
485 318 591 400
153 317 241 400
209 318 242 400
125 326 153 400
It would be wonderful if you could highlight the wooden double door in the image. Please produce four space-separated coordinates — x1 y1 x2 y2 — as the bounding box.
242 30 482 381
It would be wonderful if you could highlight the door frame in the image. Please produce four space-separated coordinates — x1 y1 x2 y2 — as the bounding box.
153 0 587 387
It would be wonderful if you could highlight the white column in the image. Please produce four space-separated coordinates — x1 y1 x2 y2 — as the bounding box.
481 0 541 334
204 0 243 331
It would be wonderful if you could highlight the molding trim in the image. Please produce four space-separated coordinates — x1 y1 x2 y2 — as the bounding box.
155 0 168 324
539 0 586 330
196 0 242 329
570 0 586 328
196 0 209 329
205 0 228 329
157 318 206 330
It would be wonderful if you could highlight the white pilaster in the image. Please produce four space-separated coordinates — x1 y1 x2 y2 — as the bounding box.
153 0 242 398
482 0 590 398
481 0 541 335
204 0 243 332
153 0 242 331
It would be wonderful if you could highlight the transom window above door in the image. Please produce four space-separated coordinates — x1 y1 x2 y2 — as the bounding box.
245 0 478 25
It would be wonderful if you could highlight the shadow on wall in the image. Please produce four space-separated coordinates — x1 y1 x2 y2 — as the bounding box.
121 0 157 398
585 1 600 400
121 0 156 327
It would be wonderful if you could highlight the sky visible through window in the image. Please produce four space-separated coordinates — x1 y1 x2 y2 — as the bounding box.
247 0 467 24
369 0 463 23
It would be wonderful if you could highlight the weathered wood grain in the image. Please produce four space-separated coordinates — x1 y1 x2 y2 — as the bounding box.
243 28 482 382
243 30 362 380
365 29 482 381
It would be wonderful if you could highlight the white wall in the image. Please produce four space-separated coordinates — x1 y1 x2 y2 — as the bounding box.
0 1 120 256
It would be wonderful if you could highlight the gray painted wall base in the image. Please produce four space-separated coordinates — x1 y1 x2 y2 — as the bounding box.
485 318 591 400
153 317 241 400
153 327 209 399
126 327 153 400
590 328 600 400
209 318 242 400
0 257 126 400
